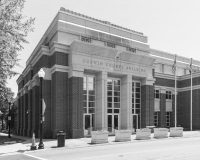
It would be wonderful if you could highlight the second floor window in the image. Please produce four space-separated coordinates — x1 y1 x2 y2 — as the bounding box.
154 89 160 99
166 91 172 100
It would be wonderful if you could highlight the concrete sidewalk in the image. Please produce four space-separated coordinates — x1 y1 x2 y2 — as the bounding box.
0 131 200 155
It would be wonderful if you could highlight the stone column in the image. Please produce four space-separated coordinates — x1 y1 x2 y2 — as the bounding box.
121 75 132 130
159 88 166 127
141 77 155 128
96 71 107 130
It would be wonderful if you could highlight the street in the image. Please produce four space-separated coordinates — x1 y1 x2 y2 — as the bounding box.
1 136 200 160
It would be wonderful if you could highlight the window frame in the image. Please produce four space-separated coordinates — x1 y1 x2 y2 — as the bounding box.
166 112 170 127
83 75 96 114
166 91 172 100
154 89 160 99
154 112 158 127
107 78 121 114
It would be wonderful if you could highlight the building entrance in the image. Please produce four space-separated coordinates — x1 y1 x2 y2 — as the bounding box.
83 114 92 136
107 114 119 135
132 114 138 133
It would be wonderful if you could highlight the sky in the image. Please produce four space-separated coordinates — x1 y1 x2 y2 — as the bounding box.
7 0 200 97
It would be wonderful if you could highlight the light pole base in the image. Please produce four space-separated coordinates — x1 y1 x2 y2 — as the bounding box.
8 135 11 138
30 145 37 150
38 142 44 149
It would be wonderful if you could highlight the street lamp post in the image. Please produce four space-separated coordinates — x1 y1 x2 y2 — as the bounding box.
8 102 11 138
38 68 45 149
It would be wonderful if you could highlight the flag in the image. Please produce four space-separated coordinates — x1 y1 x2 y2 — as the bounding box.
42 99 46 121
189 58 193 75
172 54 177 73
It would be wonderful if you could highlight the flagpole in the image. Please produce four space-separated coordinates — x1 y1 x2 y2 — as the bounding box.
190 58 193 131
174 54 177 128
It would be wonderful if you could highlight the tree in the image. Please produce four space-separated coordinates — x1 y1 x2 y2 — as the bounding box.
0 87 14 130
0 0 35 83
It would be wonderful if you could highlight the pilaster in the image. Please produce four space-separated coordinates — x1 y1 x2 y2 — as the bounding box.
96 71 107 130
69 76 84 138
141 78 155 128
121 75 132 130
159 88 166 127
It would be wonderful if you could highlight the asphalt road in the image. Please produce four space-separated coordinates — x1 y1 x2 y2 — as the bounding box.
1 136 200 160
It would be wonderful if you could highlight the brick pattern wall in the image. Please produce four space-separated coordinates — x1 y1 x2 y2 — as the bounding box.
141 85 154 128
177 91 190 130
159 93 166 127
17 95 21 135
20 95 23 135
69 77 84 139
18 80 23 91
155 78 175 88
32 86 40 137
177 89 200 130
52 72 69 138
178 77 200 88
155 76 200 88
23 93 28 136
42 80 52 138
33 55 51 76
18 52 68 90
50 52 68 68
192 89 200 130
27 89 32 137
33 52 68 76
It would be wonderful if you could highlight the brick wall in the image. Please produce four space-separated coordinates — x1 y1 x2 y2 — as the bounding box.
33 55 51 76
52 72 69 138
155 78 175 88
177 91 190 130
192 89 200 130
17 96 21 135
32 86 40 137
69 77 84 138
20 95 23 135
42 80 52 138
23 92 28 136
177 89 200 130
50 52 68 68
27 89 32 137
159 93 166 127
141 85 154 128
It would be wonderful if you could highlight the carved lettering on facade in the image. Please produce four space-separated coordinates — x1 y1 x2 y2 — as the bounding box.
82 58 146 73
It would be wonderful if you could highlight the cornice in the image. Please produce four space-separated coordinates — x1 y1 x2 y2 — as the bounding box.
51 65 69 74
49 41 70 55
16 75 23 84
155 72 176 80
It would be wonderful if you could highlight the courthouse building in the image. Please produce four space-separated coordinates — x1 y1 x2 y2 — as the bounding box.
16 7 200 138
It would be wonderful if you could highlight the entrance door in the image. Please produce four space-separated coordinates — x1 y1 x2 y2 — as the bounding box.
107 114 119 134
83 114 92 136
132 114 138 133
